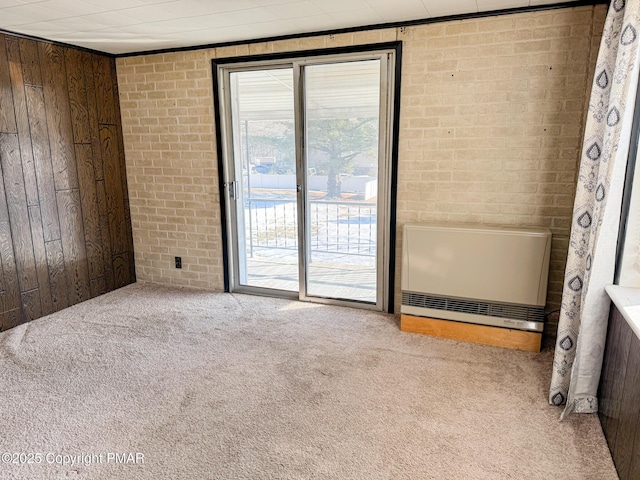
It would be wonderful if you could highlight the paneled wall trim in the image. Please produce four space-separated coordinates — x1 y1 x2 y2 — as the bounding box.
598 298 640 480
0 32 135 331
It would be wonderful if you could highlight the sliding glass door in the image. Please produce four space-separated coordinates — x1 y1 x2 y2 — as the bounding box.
228 68 299 292
303 61 381 303
217 49 396 311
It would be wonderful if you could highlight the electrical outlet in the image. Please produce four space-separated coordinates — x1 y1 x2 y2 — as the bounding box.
175 256 182 269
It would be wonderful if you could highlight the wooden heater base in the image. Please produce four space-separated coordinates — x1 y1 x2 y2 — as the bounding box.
400 314 542 353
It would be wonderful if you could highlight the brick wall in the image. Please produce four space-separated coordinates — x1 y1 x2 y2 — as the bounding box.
117 49 219 288
116 4 607 334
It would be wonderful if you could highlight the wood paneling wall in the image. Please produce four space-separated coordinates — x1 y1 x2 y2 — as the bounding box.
0 33 134 331
598 305 640 480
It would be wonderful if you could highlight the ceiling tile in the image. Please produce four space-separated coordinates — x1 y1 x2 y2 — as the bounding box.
44 16 114 32
33 0 109 16
76 11 144 28
116 20 203 35
329 8 384 28
311 0 369 14
1 3 70 22
267 1 324 19
16 21 75 35
251 0 296 5
0 9 33 27
367 0 429 22
192 8 281 29
79 0 151 8
224 8 283 25
112 2 192 23
80 0 185 9
421 0 476 17
185 0 265 15
206 18 296 42
0 0 41 7
0 0 14 5
476 0 528 11
280 13 337 31
0 0 584 55
135 0 190 3
56 28 128 41
68 30 180 54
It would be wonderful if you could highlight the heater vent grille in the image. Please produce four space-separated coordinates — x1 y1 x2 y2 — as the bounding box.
402 291 545 323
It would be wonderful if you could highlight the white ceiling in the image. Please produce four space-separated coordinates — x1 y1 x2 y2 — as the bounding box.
0 0 581 55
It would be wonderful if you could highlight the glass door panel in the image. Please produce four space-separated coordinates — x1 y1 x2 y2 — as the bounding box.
303 60 381 303
229 68 299 292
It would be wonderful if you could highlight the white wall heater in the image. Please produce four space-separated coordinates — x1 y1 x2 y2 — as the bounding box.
401 223 552 333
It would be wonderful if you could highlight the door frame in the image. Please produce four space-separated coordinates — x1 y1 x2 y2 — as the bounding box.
211 42 402 313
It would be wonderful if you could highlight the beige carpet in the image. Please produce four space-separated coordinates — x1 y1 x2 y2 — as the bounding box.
0 283 617 480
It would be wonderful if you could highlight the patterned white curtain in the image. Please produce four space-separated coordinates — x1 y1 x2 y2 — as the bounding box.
549 0 640 417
